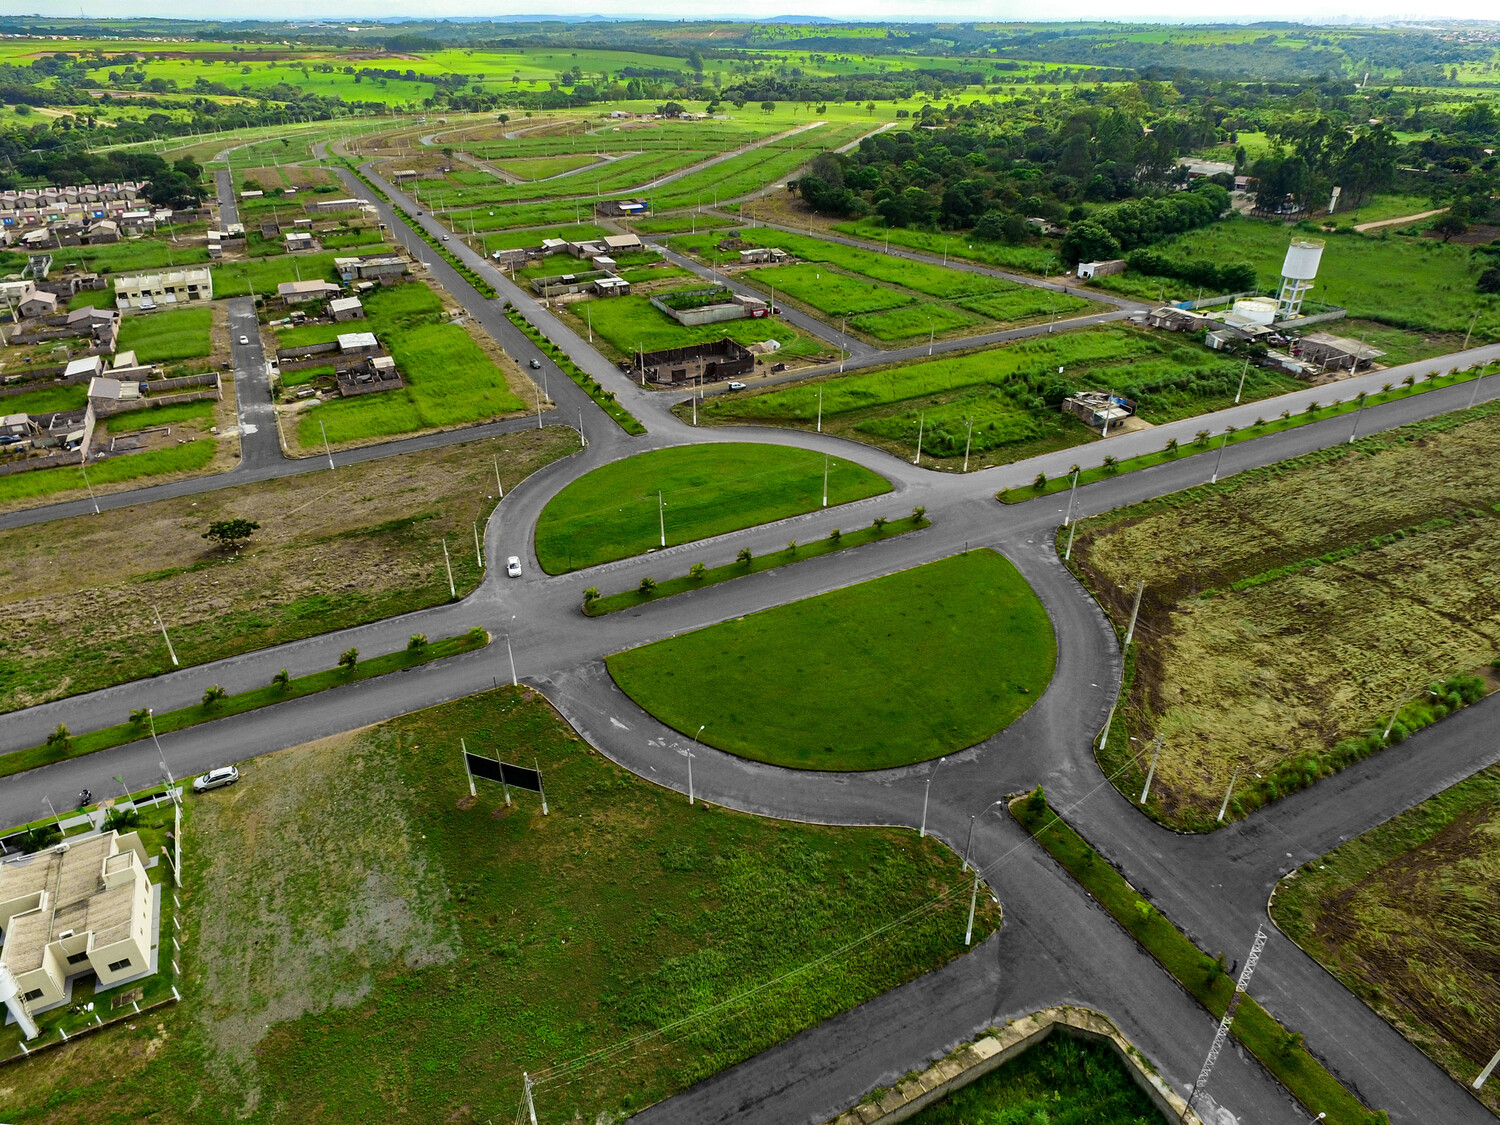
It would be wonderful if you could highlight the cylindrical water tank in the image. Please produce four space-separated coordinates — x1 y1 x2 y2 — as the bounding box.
1281 239 1324 281
1232 297 1278 325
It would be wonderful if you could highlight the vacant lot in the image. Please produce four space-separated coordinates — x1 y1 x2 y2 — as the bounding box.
0 428 578 712
553 292 830 364
904 1033 1165 1124
1070 400 1500 827
289 280 532 450
608 551 1056 770
535 442 890 572
1271 763 1500 1115
694 326 1299 470
0 689 993 1123
117 307 215 364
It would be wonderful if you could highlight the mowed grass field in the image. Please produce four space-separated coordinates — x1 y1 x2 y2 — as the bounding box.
905 1033 1165 1124
0 688 995 1122
534 442 890 572
292 281 529 447
1271 763 1500 1115
117 306 214 364
607 551 1056 770
694 326 1299 470
0 429 578 712
1070 399 1500 829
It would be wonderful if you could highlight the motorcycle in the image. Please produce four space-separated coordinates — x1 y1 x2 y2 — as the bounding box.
76 789 93 809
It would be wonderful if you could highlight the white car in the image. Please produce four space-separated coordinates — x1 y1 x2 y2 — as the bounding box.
506 556 523 578
192 765 239 793
238 335 250 345
726 381 747 391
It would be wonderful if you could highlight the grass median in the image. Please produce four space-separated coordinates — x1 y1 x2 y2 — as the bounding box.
607 550 1055 771
536 442 891 572
586 513 928 615
1011 790 1382 1125
3 629 489 781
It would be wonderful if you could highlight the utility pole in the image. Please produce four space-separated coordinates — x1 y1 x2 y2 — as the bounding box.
493 456 504 498
1139 734 1164 804
319 420 335 471
473 521 483 568
1468 360 1490 409
1234 358 1249 404
1064 521 1077 561
523 1073 539 1125
1474 1045 1500 1090
919 757 946 838
1181 927 1270 1123
506 632 518 687
822 454 829 507
1062 466 1080 526
913 414 924 466
1348 393 1367 444
79 462 100 515
442 539 455 599
658 490 666 547
152 603 179 666
687 724 704 804
1217 765 1242 822
962 418 973 473
816 386 823 432
1210 428 1231 483
1464 308 1479 353
964 873 980 945
1123 581 1144 647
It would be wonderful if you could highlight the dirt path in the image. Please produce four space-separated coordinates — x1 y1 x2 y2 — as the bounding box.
1354 208 1446 232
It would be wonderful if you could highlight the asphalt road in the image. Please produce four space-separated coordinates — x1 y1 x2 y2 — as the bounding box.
6 148 1500 1124
225 297 282 468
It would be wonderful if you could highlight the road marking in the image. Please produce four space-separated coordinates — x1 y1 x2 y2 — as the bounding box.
609 716 629 730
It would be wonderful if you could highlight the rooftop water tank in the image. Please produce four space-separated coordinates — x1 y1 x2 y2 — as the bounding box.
1281 238 1324 281
1232 297 1278 325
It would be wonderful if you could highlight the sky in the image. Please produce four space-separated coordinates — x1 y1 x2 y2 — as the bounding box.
36 0 1500 22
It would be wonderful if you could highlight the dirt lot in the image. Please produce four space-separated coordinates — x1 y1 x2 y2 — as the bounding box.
1070 399 1500 827
0 427 579 713
1271 763 1500 1114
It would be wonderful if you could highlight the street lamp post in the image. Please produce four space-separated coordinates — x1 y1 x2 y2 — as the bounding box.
919 756 946 838
963 799 1006 871
687 724 704 805
1469 360 1491 409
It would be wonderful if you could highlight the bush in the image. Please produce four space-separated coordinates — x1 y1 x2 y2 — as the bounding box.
912 505 926 521
104 807 141 832
1033 472 1047 492
407 633 428 652
202 684 227 708
583 586 600 607
128 708 149 727
1025 785 1046 816
639 576 657 595
828 528 841 544
873 516 889 532
21 824 61 853
465 626 487 644
339 647 358 671
689 562 707 580
1165 437 1179 455
1102 455 1119 475
46 722 71 750
272 668 290 689
737 547 753 565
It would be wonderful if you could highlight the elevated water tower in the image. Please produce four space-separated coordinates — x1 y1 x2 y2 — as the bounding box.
1276 237 1324 320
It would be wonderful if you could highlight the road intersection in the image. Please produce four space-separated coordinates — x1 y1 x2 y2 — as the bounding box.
3 158 1498 1125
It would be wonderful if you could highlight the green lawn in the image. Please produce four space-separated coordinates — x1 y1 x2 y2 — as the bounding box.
851 301 984 342
748 262 913 317
213 246 387 299
534 442 891 572
607 551 1056 770
117 307 214 364
0 688 994 1122
556 293 826 362
832 219 1062 276
0 441 217 506
904 1033 1164 1124
106 400 215 432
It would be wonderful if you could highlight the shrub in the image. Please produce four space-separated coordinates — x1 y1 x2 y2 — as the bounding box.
407 633 428 651
21 824 61 853
1254 417 1266 428
1032 472 1047 492
786 540 797 553
1165 437 1179 455
639 576 657 595
873 516 889 532
1307 401 1320 414
465 626 487 644
737 547 753 565
828 528 842 544
582 586 600 607
46 722 71 750
912 505 926 521
339 647 359 671
1194 429 1211 447
1102 455 1119 475
689 562 707 580
104 807 141 832
202 684 227 708
272 668 290 689
128 708 149 727
1025 785 1046 815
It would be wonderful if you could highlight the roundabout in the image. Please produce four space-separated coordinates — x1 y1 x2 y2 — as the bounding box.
605 550 1056 771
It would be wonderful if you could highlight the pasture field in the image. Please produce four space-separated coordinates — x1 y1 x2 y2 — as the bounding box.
693 326 1299 469
904 1033 1165 1124
754 261 914 317
493 154 601 179
0 429 578 712
288 281 530 449
608 550 1056 770
552 292 830 363
1100 215 1500 339
534 442 890 572
213 246 387 299
1069 399 1500 829
105 400 215 432
830 218 1063 276
482 222 610 250
0 687 992 1123
0 440 219 511
117 306 214 363
48 235 212 276
1271 763 1500 1115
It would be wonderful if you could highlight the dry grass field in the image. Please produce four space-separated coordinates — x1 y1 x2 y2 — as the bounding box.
1070 399 1500 827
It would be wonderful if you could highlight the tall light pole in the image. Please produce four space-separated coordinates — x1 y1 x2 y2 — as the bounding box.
1210 428 1232 484
962 418 974 473
1234 357 1249 404
1474 1046 1500 1090
822 454 829 507
919 756 946 838
1348 392 1367 444
686 724 704 804
963 799 1006 871
1062 465 1080 526
658 490 666 547
816 386 823 433
1468 359 1490 409
913 413 924 467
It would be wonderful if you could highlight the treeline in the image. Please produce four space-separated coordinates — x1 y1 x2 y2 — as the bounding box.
1061 183 1231 264
1126 247 1256 293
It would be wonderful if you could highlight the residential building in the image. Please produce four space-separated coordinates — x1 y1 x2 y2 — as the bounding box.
64 356 105 381
739 247 791 265
329 296 365 321
84 220 120 244
284 231 317 253
114 268 213 310
601 233 643 254
0 830 155 1018
592 276 631 297
337 331 380 358
1075 259 1127 280
333 255 408 285
16 290 58 318
632 338 755 386
276 280 342 304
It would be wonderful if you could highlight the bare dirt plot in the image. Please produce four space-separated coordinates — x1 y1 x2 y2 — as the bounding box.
1272 764 1500 1114
0 427 579 713
1070 400 1500 828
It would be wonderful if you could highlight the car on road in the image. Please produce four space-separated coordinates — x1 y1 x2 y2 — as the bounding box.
238 335 250 345
528 359 543 369
726 381 747 390
506 556 523 578
441 235 450 241
192 766 240 793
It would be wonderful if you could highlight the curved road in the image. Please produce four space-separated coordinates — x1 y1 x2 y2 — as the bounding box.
6 146 1500 1125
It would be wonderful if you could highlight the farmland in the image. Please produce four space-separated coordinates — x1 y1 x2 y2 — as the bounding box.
693 326 1301 470
287 280 532 449
0 428 578 711
0 688 993 1123
1068 399 1500 829
534 442 890 572
1271 763 1500 1115
607 551 1056 770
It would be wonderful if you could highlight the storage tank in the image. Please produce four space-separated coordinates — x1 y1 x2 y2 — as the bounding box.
1280 238 1324 281
1232 297 1278 326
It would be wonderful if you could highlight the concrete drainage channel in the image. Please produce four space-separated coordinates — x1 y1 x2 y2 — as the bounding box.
824 1005 1203 1125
